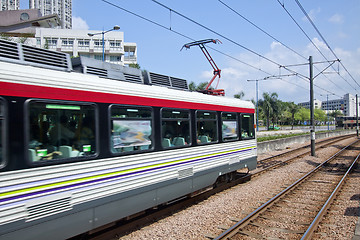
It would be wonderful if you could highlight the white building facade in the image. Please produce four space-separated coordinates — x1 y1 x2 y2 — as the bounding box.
298 93 360 117
298 99 322 110
29 0 72 29
0 0 19 11
33 28 137 65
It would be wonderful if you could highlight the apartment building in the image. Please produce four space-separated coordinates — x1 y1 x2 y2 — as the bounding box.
34 28 137 65
298 93 360 117
0 0 19 11
29 0 72 29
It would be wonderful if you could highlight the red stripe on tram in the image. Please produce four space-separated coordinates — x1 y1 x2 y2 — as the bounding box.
0 82 255 113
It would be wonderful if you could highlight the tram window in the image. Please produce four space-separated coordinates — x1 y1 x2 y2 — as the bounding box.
196 111 218 144
27 102 96 162
0 100 4 167
110 106 152 153
161 109 190 148
222 112 238 141
240 114 255 139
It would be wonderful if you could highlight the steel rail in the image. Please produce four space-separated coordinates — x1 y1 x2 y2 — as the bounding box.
301 151 360 239
258 134 353 164
254 134 354 176
213 139 359 240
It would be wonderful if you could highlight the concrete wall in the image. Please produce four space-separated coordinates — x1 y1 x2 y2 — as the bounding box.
257 130 356 155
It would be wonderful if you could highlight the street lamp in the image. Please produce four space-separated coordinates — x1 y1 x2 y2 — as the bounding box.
247 74 293 132
247 79 259 132
88 25 120 62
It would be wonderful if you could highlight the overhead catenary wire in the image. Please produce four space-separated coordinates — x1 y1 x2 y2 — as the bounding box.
101 0 339 98
218 0 307 61
276 0 357 91
150 0 284 68
294 0 360 89
150 0 344 96
100 0 275 77
219 0 347 94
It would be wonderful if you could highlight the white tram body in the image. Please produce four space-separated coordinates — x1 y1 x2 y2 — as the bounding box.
0 40 256 240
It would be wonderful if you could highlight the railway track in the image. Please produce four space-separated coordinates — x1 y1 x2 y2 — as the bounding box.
213 139 360 240
254 134 355 176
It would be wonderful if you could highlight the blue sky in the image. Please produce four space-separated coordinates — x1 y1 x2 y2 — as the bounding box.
22 1 360 103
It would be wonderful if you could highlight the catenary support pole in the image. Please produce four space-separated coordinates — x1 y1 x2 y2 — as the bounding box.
256 79 259 132
356 94 359 137
309 56 315 156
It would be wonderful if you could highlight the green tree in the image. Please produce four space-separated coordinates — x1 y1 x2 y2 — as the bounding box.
0 34 13 41
288 102 300 129
44 38 49 49
188 81 212 91
258 92 278 130
234 91 245 99
0 34 28 44
314 109 327 123
128 63 141 69
277 101 291 126
329 110 343 119
295 108 310 125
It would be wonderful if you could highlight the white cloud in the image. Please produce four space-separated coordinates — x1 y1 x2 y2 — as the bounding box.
72 16 89 30
329 14 344 24
302 8 321 22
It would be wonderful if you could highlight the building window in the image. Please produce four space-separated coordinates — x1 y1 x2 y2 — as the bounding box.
94 55 102 61
45 38 57 48
78 39 90 49
110 55 121 62
110 40 122 49
61 38 74 48
94 39 102 48
79 53 89 58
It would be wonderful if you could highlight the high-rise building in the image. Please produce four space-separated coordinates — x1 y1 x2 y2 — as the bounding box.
0 0 19 11
29 0 72 29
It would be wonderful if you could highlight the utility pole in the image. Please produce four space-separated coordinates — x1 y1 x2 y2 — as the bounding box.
256 79 258 132
356 94 359 137
309 56 315 156
247 74 296 133
281 57 338 157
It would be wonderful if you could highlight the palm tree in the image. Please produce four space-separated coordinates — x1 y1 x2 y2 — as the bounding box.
259 92 278 130
234 91 245 99
188 81 212 91
288 102 300 129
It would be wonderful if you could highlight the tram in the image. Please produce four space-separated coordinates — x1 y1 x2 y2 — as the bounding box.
336 116 359 129
0 39 257 240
